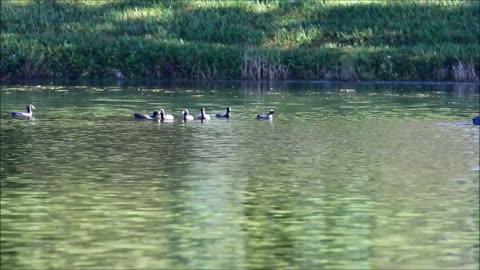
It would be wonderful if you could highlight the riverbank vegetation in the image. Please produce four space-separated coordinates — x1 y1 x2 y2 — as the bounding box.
1 0 479 81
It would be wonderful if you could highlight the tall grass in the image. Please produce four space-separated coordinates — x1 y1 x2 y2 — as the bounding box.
1 0 478 81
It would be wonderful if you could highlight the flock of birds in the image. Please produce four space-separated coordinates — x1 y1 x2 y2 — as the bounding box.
7 104 276 121
5 104 480 125
133 107 275 121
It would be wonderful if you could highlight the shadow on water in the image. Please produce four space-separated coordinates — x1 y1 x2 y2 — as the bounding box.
0 224 20 270
0 123 33 189
0 123 33 269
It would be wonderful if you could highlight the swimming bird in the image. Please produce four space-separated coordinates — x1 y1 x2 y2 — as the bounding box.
182 109 194 121
8 104 35 118
133 110 159 120
256 109 274 120
215 107 232 118
197 108 211 120
473 115 480 125
159 109 174 122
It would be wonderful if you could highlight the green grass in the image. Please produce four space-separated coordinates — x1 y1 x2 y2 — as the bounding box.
1 0 479 81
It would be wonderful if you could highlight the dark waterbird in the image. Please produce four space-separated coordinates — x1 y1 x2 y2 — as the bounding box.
215 107 232 118
159 109 174 122
8 104 35 118
197 108 211 120
256 109 274 120
182 109 194 121
473 115 480 125
133 111 159 120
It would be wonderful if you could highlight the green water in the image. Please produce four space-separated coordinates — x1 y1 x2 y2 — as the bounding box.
1 81 479 269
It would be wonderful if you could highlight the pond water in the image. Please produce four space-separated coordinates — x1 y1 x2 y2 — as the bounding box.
1 81 479 269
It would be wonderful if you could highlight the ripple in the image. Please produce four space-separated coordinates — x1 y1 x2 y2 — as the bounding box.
1 82 479 269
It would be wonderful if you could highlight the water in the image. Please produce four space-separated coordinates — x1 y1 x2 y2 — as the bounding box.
1 81 479 269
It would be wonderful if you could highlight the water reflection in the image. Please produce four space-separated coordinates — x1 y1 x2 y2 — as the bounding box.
0 81 479 269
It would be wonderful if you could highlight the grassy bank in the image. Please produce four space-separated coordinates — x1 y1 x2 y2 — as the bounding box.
1 0 479 81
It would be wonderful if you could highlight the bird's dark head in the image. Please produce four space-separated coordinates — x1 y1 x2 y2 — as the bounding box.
27 104 35 113
152 111 159 118
226 107 232 113
269 109 275 115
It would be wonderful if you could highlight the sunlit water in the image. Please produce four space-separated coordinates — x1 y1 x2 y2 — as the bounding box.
1 81 479 269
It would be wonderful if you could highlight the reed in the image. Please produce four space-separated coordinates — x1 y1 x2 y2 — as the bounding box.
241 48 289 80
452 62 479 82
1 0 478 81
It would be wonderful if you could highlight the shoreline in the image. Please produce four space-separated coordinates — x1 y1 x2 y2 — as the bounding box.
2 77 480 84
1 78 479 88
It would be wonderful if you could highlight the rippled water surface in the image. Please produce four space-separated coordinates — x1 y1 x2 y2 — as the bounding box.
1 81 479 269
